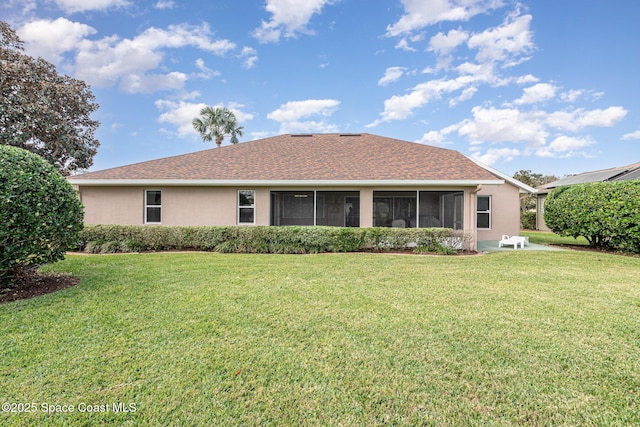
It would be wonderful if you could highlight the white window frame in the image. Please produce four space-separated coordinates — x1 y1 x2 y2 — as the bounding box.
238 190 256 225
145 190 162 224
477 195 491 230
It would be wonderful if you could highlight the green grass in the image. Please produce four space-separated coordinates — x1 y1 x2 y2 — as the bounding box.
522 230 590 246
1 251 639 426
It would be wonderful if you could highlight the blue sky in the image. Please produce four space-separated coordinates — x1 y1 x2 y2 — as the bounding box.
4 0 639 177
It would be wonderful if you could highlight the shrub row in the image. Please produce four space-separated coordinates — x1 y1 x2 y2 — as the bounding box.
78 225 472 255
544 180 640 253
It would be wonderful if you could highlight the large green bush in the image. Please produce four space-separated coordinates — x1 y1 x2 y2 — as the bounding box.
0 145 84 284
544 181 640 253
79 225 470 255
520 211 536 230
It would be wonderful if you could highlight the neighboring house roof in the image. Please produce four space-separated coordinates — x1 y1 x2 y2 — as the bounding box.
538 161 640 193
70 133 507 187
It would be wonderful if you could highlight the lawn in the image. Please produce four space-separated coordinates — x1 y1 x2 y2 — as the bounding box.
1 251 639 426
521 230 590 247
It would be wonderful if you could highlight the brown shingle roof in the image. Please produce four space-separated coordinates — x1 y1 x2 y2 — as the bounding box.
72 133 499 182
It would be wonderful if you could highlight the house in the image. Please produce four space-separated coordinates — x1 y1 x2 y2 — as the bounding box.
536 161 640 231
69 133 535 250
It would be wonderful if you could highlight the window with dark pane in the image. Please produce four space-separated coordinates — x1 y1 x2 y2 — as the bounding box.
238 190 255 224
145 190 162 224
477 195 491 229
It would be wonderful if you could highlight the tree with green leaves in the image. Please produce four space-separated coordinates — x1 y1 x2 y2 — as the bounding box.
513 169 558 211
192 106 243 148
0 21 100 175
544 181 640 253
513 169 558 229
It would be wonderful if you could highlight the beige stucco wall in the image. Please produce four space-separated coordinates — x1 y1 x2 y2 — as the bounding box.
79 186 240 226
79 186 143 225
536 194 550 231
476 183 521 240
78 184 524 249
359 188 374 228
163 187 238 226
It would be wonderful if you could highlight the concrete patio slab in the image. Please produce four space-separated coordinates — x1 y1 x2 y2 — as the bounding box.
478 240 564 253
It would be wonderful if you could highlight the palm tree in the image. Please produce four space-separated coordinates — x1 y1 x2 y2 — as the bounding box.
192 106 244 148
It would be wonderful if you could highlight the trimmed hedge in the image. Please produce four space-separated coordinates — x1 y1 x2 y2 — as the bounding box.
544 180 640 253
78 225 472 255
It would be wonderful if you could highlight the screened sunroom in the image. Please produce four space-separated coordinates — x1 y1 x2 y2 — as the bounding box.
270 191 361 227
270 190 464 229
372 191 464 229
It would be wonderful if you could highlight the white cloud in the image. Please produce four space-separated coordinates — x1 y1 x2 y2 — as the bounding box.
268 99 340 122
394 33 425 51
378 67 406 86
225 102 255 123
454 105 626 148
471 147 520 165
426 103 628 163
536 136 595 158
156 100 206 137
238 46 258 69
458 106 548 146
545 106 627 132
267 99 340 133
17 20 237 94
455 61 499 82
371 10 535 126
154 0 175 9
622 130 640 141
252 0 334 43
467 11 534 66
3 0 37 15
449 86 477 106
368 69 496 126
514 83 557 105
395 38 416 52
386 0 505 36
560 89 583 103
156 100 253 137
416 130 453 146
515 74 539 84
193 58 220 80
428 29 469 56
18 18 96 63
278 120 339 134
120 72 187 94
53 0 130 13
73 23 235 93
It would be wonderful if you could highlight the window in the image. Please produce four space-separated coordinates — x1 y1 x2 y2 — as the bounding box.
145 190 162 224
477 195 491 229
238 190 255 224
